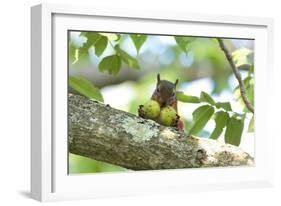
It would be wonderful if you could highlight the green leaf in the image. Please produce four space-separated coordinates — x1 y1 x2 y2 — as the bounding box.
248 65 254 76
246 77 254 106
234 76 254 112
94 35 108 57
232 48 253 59
248 116 254 132
77 33 109 59
176 91 200 103
174 36 195 53
130 34 147 53
79 32 100 57
79 31 88 37
244 76 253 86
115 45 140 69
189 105 215 135
210 111 229 139
232 48 253 70
200 91 215 105
98 55 121 75
69 76 104 102
115 34 121 41
215 102 232 111
233 86 240 100
99 33 119 41
175 37 186 52
224 116 244 146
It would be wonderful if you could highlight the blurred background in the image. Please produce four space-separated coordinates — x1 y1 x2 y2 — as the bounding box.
68 31 254 174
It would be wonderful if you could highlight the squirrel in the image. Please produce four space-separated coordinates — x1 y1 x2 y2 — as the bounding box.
138 74 184 130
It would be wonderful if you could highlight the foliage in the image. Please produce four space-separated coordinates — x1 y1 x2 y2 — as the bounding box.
69 76 104 102
98 55 121 74
188 105 214 135
70 32 140 73
176 91 200 103
224 116 244 146
177 90 246 145
68 31 255 173
210 111 229 140
130 34 147 53
200 91 216 105
174 36 195 54
232 48 253 70
234 75 254 112
248 115 254 132
114 45 140 69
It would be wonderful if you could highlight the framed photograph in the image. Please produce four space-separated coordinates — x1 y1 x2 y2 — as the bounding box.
31 3 274 201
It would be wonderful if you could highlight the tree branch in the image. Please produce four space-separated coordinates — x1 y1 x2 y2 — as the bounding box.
69 94 254 170
217 38 254 113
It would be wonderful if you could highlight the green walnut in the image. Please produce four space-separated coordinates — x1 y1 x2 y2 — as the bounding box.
143 100 161 119
159 106 177 126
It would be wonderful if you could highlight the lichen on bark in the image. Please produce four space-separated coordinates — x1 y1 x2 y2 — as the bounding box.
68 94 254 170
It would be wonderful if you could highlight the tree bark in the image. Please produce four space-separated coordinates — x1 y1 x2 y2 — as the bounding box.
69 94 254 170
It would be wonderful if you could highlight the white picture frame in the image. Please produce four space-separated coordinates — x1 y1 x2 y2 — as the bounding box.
31 3 274 202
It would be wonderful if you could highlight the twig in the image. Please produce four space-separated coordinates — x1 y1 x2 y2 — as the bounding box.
217 38 254 113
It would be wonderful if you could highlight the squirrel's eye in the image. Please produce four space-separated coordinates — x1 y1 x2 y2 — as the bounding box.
157 88 160 92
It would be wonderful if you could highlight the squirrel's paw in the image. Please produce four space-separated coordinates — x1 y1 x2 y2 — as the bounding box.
171 114 180 128
138 105 145 118
171 114 184 130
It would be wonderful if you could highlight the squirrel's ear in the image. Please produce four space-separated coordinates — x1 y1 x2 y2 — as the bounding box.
174 79 179 86
157 74 161 84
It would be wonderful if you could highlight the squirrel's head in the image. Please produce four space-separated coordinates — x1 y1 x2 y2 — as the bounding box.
152 74 179 107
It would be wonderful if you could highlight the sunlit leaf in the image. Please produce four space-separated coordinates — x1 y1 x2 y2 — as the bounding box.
175 37 186 53
233 75 254 112
224 116 244 146
99 33 119 41
77 33 109 59
189 105 214 135
215 102 232 111
72 49 79 64
174 36 195 53
232 48 253 70
79 31 88 37
115 34 121 41
232 48 253 58
98 55 122 75
94 35 108 57
79 32 100 57
115 45 140 69
69 76 104 102
233 86 241 100
248 65 254 76
248 115 254 132
130 34 147 53
200 91 215 105
176 91 200 103
245 77 254 106
210 111 229 139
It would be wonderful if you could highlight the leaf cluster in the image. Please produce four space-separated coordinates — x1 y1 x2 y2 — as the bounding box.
177 91 253 146
70 32 149 74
